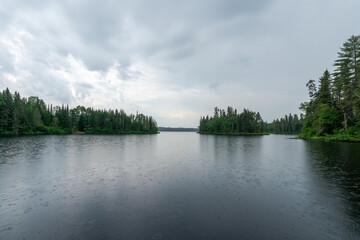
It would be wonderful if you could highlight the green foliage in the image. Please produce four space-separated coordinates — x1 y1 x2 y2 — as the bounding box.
199 107 265 135
302 128 360 142
317 104 340 135
299 127 317 138
0 89 158 136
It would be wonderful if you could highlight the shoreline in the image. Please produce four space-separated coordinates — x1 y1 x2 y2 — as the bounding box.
299 135 360 143
0 131 159 137
197 132 269 136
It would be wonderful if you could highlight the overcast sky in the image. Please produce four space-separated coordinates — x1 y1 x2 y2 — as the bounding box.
1 0 359 127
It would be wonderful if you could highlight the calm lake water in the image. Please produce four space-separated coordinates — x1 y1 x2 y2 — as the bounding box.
0 133 359 239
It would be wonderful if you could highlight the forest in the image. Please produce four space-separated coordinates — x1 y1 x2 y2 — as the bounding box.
0 88 158 135
299 35 360 141
198 107 266 135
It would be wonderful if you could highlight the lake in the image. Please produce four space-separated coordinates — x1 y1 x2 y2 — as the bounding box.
0 133 359 239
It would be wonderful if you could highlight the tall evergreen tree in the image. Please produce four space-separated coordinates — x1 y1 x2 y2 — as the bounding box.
317 70 333 106
333 35 360 128
0 92 7 131
3 88 14 131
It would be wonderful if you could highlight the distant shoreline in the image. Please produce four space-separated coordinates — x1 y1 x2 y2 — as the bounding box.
158 127 198 132
198 132 269 136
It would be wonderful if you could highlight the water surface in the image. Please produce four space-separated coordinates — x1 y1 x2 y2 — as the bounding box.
0 133 359 239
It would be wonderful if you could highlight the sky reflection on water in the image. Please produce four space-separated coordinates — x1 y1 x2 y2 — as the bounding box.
0 133 359 239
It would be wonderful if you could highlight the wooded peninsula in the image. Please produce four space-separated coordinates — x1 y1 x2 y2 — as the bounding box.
0 89 158 135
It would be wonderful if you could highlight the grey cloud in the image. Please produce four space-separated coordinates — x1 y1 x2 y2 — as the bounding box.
129 0 274 26
1 0 276 76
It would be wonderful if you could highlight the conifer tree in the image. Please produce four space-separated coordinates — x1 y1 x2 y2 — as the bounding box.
333 35 360 128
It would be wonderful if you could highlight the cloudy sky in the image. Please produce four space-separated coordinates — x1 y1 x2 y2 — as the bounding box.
0 0 359 127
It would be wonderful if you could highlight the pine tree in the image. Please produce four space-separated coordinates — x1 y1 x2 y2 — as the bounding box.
333 35 360 128
3 88 14 131
0 92 6 131
317 70 333 106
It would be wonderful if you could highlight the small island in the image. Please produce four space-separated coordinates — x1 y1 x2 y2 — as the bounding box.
0 89 158 136
198 107 268 135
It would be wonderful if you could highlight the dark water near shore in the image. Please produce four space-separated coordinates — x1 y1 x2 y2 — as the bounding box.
0 133 359 239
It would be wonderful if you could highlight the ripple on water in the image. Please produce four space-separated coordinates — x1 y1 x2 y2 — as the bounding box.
0 134 359 239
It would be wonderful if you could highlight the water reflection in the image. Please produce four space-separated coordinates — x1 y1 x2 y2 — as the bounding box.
305 141 360 224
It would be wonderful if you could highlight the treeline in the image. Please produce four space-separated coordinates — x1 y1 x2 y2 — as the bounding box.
0 88 158 135
300 35 360 140
265 113 304 134
199 107 265 135
158 127 198 132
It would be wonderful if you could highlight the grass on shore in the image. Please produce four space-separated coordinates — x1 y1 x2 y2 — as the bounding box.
299 127 360 142
299 134 360 142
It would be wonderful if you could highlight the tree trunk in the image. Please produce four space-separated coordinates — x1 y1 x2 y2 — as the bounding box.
343 113 348 130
